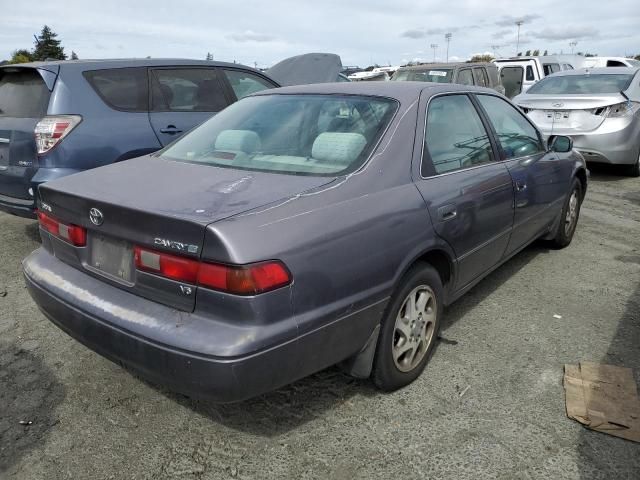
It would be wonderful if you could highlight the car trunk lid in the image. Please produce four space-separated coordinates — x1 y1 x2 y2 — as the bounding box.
517 94 626 133
37 155 335 311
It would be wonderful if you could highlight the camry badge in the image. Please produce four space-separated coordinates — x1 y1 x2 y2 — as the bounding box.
89 208 104 226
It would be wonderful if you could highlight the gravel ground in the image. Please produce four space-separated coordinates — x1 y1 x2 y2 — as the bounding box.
1 165 639 479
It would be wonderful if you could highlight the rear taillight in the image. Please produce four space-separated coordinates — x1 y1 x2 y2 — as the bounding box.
34 115 82 154
606 101 640 118
37 210 87 246
134 246 291 295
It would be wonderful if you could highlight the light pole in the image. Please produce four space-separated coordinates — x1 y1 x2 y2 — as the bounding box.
515 20 524 56
430 43 438 62
444 33 452 62
569 41 577 54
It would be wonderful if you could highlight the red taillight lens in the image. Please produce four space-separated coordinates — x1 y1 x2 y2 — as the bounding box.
134 247 199 283
37 211 87 246
34 115 82 154
134 246 291 295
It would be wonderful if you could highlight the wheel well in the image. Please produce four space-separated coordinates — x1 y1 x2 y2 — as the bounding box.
576 169 587 200
414 249 452 287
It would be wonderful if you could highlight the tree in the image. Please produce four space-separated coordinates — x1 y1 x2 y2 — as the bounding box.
205 52 213 61
469 54 494 63
33 25 66 61
543 50 548 56
9 49 34 64
71 51 78 60
525 50 531 56
532 49 540 56
635 54 640 61
517 52 522 57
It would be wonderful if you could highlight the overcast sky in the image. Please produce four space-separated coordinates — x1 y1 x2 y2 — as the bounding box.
2 0 639 67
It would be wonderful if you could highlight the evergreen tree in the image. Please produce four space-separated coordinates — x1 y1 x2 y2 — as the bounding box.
525 50 531 56
71 51 78 60
532 49 540 56
543 50 548 56
205 52 213 61
33 25 66 61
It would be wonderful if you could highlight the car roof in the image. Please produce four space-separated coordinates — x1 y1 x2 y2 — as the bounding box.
1 58 256 70
398 63 493 70
251 81 498 103
548 67 639 76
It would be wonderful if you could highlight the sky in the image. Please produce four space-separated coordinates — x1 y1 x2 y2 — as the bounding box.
1 0 639 67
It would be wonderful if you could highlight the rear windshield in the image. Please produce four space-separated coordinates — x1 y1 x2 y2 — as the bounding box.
527 74 634 94
161 94 398 176
0 70 50 117
393 69 453 83
83 68 148 111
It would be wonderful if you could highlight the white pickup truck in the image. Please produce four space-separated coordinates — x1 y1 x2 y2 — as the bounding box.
493 55 581 98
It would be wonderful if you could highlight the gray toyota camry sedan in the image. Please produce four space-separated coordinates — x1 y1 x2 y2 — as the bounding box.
24 82 587 402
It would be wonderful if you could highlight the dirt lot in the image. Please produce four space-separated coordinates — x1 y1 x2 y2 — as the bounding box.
1 165 639 479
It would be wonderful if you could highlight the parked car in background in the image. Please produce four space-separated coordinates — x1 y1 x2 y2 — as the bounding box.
579 57 640 68
266 53 350 85
514 67 640 176
392 63 505 94
0 59 278 218
494 56 581 98
24 82 587 402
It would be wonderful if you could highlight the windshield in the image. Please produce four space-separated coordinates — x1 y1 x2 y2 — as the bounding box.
392 69 453 83
627 59 640 67
0 69 50 117
527 74 634 94
161 94 397 176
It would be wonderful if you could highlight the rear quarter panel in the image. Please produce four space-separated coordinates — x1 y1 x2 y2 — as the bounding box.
41 64 161 170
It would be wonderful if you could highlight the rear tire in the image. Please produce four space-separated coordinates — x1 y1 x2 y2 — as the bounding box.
372 264 443 391
550 178 582 249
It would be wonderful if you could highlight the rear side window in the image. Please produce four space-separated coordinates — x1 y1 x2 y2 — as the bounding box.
84 68 148 112
476 94 543 159
457 69 474 86
543 63 560 75
525 66 535 81
222 70 275 99
607 60 626 67
423 94 493 175
473 68 489 87
0 70 50 117
151 68 229 112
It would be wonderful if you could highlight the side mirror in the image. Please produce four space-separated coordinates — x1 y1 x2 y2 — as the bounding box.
548 135 573 153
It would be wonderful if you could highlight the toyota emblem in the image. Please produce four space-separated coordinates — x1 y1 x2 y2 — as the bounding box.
89 208 104 226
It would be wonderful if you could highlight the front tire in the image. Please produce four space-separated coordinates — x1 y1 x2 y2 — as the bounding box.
550 178 582 249
625 152 640 177
372 264 443 391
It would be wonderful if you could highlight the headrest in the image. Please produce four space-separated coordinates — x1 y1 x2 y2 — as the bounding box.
215 130 261 153
312 132 367 165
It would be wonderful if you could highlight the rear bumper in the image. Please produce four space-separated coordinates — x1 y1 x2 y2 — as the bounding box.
540 117 640 166
23 248 385 402
0 192 36 218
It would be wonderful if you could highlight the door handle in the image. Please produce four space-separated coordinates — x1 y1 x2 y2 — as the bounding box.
516 181 527 192
159 125 183 134
438 204 457 221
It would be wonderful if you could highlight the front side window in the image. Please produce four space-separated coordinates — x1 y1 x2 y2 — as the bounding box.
222 70 275 99
527 74 634 94
84 68 148 112
161 94 397 176
457 69 474 86
151 68 228 112
476 94 543 159
423 94 493 175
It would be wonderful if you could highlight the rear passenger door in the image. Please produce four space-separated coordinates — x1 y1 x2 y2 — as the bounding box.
148 68 232 146
415 93 514 290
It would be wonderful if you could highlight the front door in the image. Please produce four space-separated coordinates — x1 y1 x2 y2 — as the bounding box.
474 94 571 255
415 93 514 290
148 68 232 146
